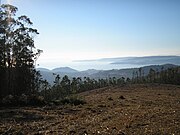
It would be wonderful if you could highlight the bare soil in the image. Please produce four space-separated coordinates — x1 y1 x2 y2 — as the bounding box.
0 84 180 135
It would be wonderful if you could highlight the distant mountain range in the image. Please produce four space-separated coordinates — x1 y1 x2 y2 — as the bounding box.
37 56 180 85
37 64 178 85
37 67 100 85
52 67 78 73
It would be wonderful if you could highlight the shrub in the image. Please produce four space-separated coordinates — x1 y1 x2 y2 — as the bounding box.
60 96 86 106
27 95 46 106
2 95 15 105
0 94 46 106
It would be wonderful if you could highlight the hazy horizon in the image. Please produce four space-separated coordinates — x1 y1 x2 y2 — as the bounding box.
36 55 180 71
1 0 180 69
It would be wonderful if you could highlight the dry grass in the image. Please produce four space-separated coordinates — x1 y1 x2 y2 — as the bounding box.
0 84 180 134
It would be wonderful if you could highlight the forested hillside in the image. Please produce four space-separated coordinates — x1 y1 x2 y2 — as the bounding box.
37 64 178 85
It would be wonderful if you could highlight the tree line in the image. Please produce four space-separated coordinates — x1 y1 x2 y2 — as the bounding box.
0 4 42 100
39 65 180 102
131 66 180 85
39 74 128 101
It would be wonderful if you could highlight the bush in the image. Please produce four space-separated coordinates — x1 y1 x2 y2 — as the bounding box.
60 96 86 106
27 95 46 106
50 100 61 106
0 94 46 107
1 95 15 105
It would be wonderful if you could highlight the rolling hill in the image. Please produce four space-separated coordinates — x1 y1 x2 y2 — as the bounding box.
37 64 178 85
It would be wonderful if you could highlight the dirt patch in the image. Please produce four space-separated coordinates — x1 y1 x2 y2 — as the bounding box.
0 84 180 134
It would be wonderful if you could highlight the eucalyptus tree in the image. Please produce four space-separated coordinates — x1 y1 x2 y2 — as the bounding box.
0 4 41 97
60 75 71 96
148 68 156 83
71 77 78 94
54 74 61 87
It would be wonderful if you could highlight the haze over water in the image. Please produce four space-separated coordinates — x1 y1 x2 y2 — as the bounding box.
38 61 142 71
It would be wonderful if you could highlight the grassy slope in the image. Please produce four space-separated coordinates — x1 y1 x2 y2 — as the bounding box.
0 84 180 134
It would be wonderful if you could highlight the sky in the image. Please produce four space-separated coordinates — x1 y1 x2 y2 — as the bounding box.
1 0 180 69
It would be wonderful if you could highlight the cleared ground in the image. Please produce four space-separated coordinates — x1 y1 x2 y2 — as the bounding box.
0 84 180 135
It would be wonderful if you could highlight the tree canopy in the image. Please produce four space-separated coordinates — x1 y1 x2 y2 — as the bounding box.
0 4 42 98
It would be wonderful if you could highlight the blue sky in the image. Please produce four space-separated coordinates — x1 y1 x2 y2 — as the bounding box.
1 0 180 69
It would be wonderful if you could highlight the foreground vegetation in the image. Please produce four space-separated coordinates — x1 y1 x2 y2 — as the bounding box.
0 84 180 134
